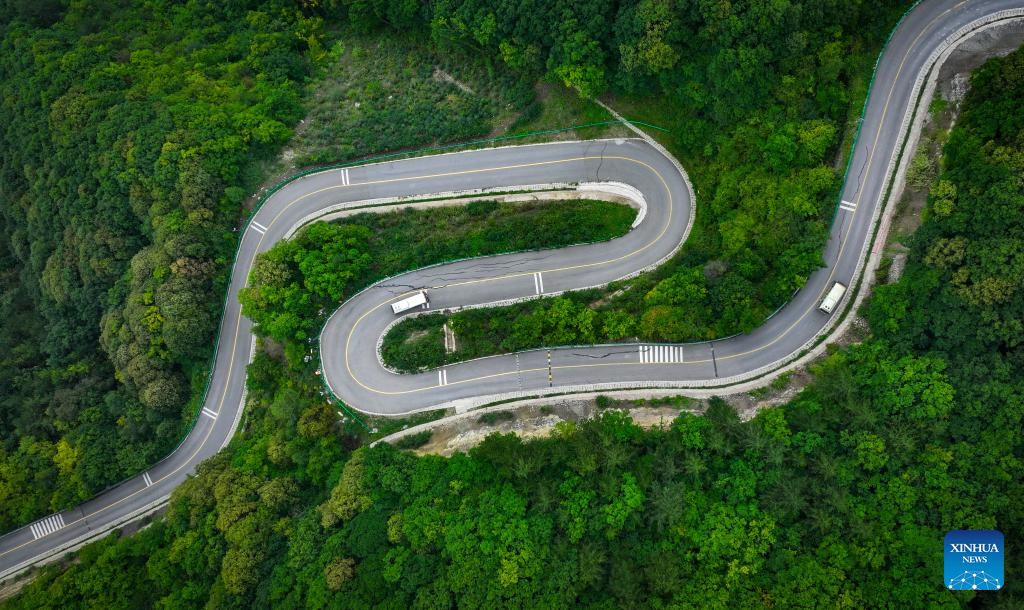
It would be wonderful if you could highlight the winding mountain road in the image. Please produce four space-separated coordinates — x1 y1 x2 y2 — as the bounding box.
2 0 1022 582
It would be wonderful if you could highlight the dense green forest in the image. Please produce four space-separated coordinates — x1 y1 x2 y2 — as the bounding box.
0 0 321 530
6 44 1023 610
0 0 916 530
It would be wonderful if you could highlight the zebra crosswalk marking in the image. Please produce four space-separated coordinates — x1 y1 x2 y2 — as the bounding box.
638 345 684 364
29 514 66 540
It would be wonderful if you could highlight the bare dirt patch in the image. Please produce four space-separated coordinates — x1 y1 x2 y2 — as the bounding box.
412 400 593 457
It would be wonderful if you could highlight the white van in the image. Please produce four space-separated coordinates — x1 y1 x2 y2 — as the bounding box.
819 282 847 314
391 291 429 314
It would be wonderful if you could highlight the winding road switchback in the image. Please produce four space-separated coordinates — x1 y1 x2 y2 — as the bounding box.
1 0 1022 583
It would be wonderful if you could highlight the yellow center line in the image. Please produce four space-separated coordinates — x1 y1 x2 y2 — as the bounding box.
341 155 676 395
0 0 970 561
339 2 962 395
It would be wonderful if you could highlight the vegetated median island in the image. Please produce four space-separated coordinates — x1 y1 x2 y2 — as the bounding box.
7 46 1023 607
239 198 635 365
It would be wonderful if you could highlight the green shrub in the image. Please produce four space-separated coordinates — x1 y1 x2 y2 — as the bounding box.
393 430 433 450
477 411 516 425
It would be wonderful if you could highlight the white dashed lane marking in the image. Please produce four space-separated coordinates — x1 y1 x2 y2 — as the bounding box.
639 345 684 364
29 514 65 540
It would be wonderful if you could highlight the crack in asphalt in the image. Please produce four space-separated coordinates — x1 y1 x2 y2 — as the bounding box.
851 146 870 203
570 348 637 359
594 141 609 182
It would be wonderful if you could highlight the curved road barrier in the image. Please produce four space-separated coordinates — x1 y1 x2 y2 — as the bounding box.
2 0 1023 582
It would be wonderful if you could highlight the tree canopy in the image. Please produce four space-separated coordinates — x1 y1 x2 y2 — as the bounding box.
0 0 314 530
7 46 1024 607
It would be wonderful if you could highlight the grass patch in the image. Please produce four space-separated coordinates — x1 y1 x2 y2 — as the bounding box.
349 199 635 291
364 408 448 441
382 316 447 373
392 430 433 450
771 372 793 391
293 32 533 167
477 411 516 425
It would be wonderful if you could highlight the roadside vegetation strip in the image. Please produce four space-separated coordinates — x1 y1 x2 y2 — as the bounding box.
239 197 636 353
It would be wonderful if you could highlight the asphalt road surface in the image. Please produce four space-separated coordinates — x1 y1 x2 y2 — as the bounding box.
2 0 1022 582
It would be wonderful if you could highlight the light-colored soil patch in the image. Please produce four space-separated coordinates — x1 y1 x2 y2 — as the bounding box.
412 400 594 457
589 287 629 309
627 406 689 429
888 249 908 284
433 68 475 95
387 394 702 457
443 323 457 353
405 329 429 343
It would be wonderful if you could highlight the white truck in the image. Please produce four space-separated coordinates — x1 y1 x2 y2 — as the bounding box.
391 291 429 314
818 282 847 314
